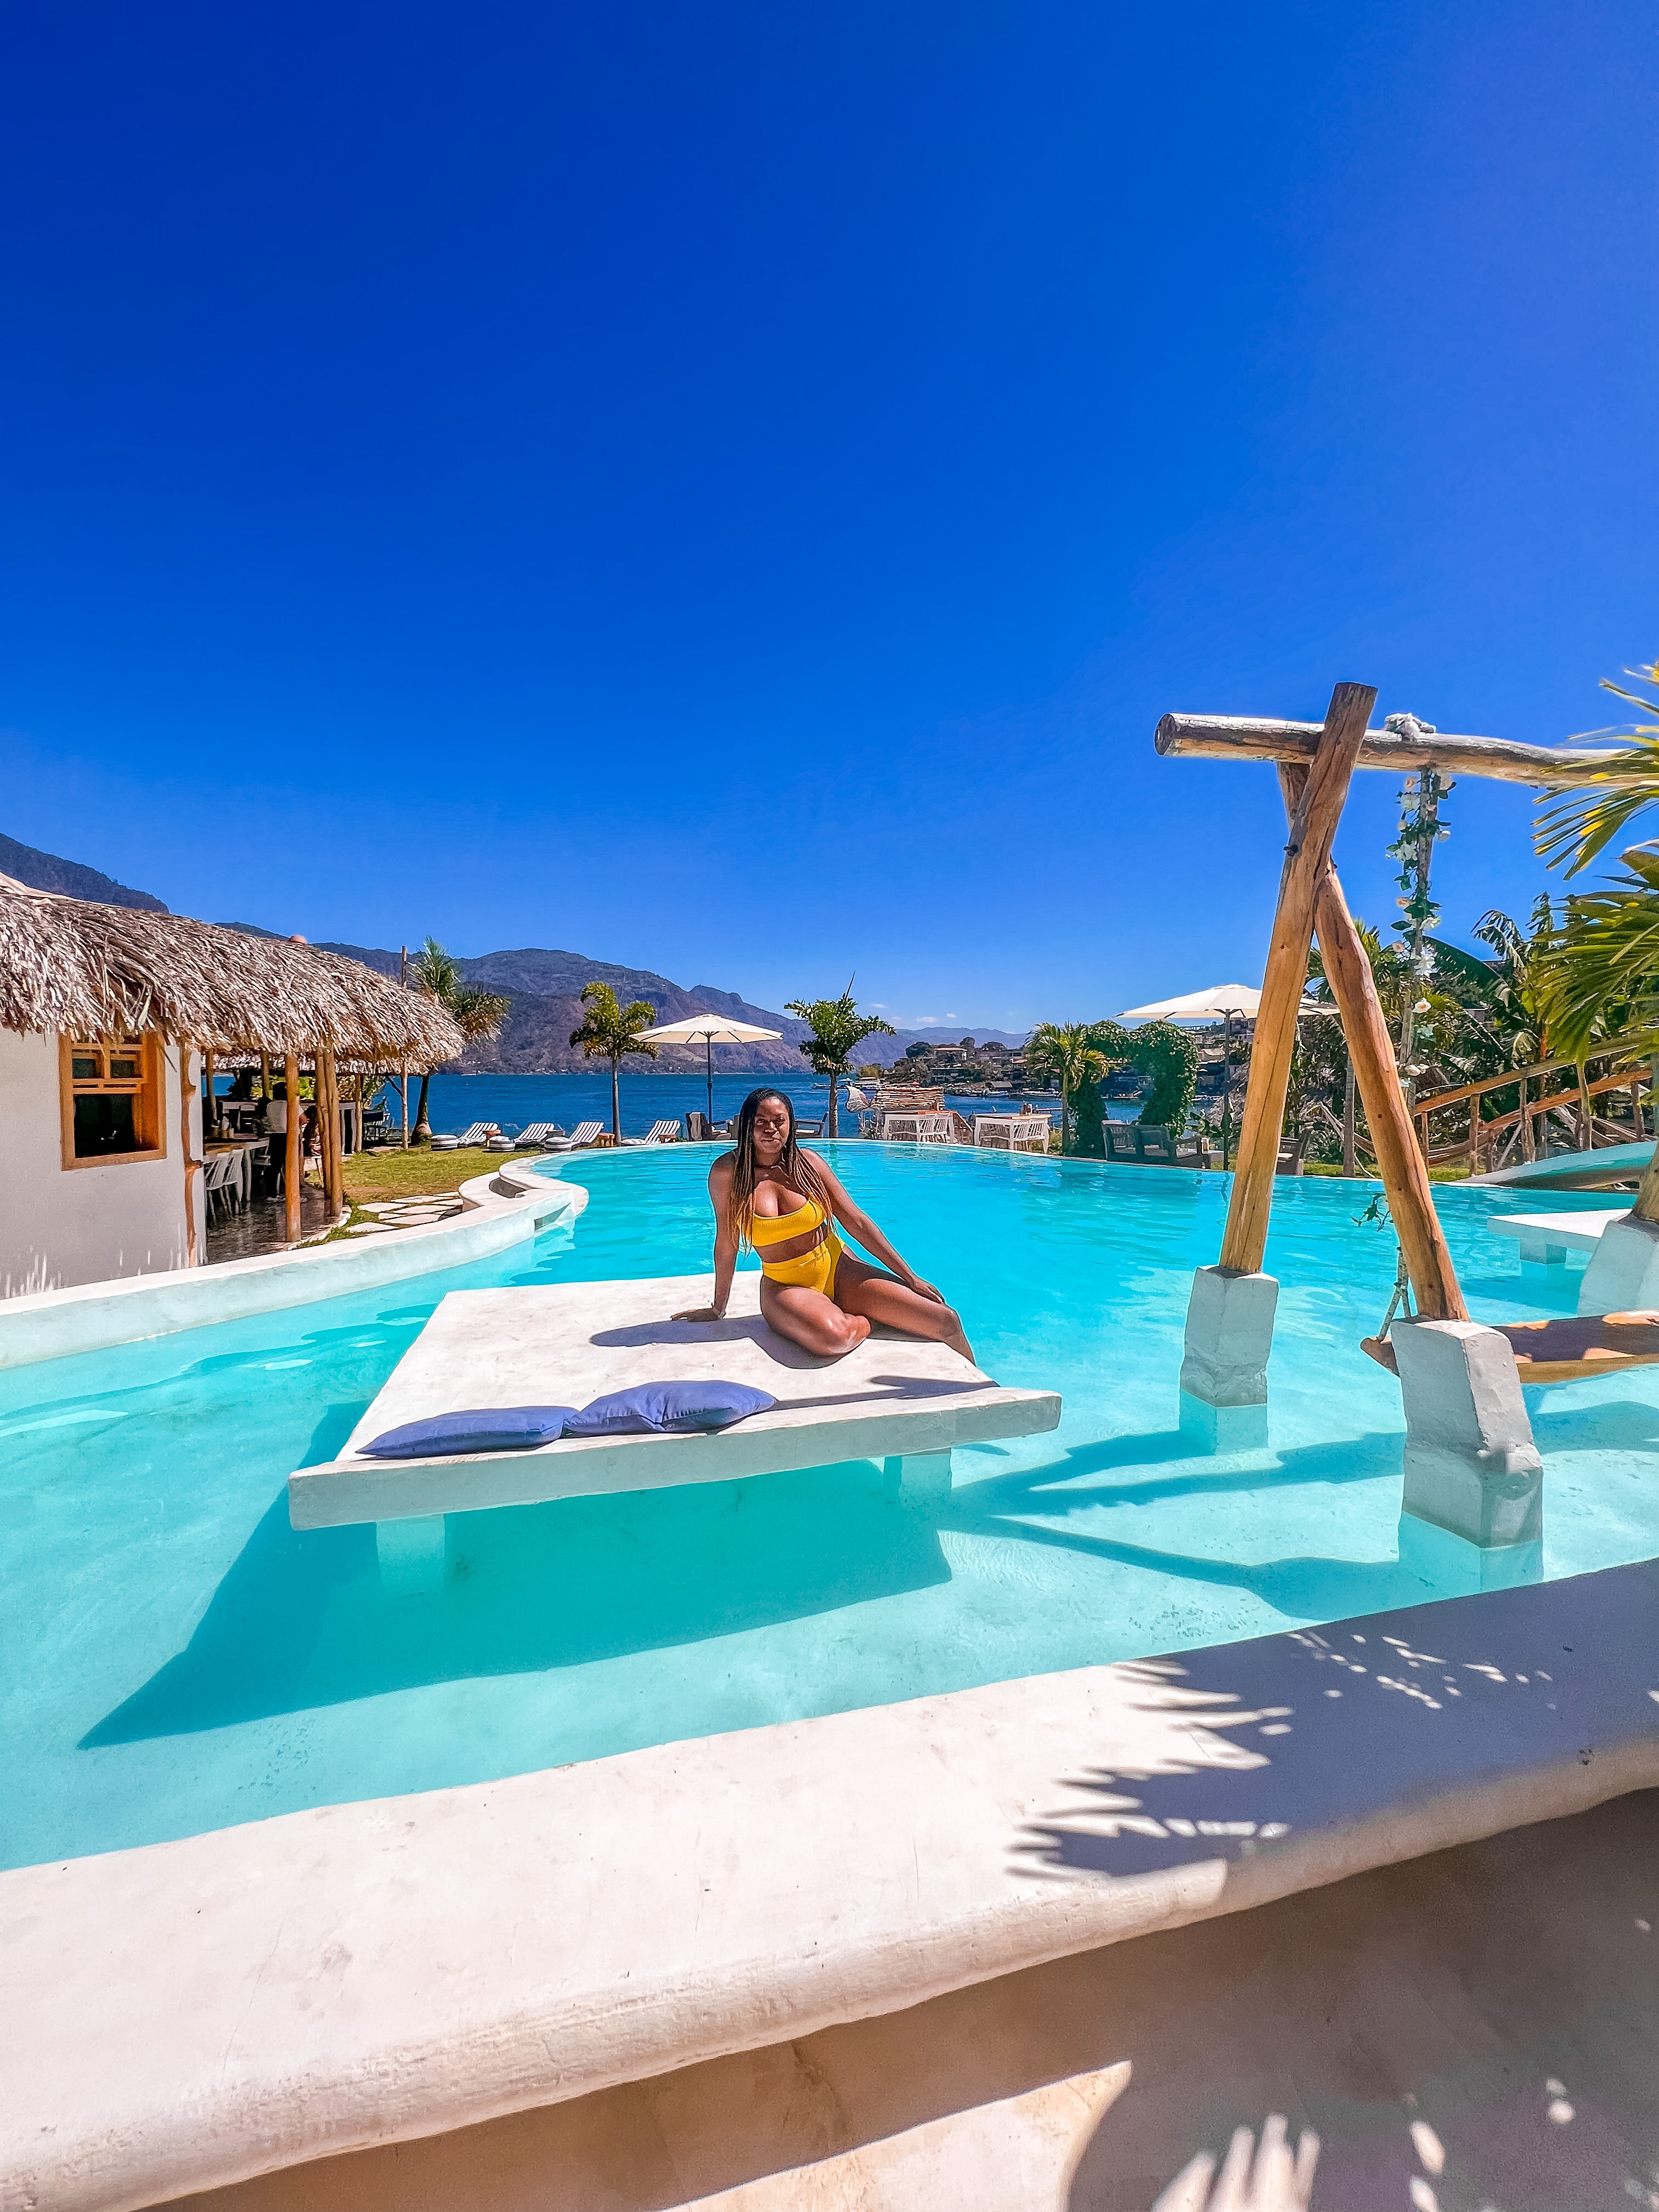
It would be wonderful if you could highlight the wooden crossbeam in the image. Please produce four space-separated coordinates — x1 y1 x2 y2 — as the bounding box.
1156 714 1624 788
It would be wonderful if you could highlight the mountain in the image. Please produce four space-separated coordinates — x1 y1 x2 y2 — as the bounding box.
0 832 168 912
0 830 1028 1069
222 928 1030 1072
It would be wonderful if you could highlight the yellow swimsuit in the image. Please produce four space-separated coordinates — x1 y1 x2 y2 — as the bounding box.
751 1194 843 1297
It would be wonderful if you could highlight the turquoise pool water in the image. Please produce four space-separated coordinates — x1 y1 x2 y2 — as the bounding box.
4 1148 1655 1871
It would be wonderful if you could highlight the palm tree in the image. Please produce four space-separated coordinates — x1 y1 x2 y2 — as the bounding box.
569 981 659 1140
407 937 509 1144
1535 659 1659 874
784 983 895 1136
1024 1022 1110 1153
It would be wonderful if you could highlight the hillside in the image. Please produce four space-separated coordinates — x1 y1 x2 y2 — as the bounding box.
0 832 1028 1069
222 932 1030 1072
0 832 168 912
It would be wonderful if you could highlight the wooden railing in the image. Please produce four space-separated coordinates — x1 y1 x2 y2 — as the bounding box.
1408 1035 1656 1172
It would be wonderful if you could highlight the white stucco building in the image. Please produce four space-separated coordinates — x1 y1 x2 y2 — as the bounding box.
0 873 462 1300
0 1026 204 1298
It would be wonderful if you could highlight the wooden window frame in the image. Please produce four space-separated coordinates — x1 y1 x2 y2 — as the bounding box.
59 1031 167 1171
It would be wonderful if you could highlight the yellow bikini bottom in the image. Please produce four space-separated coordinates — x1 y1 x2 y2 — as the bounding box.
759 1229 843 1298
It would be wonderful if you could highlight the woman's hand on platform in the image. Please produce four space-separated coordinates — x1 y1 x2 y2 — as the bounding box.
672 1304 725 1323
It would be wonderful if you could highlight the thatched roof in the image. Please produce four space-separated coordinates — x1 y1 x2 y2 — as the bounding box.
0 874 466 1066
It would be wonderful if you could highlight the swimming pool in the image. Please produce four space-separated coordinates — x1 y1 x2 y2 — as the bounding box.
4 1147 1654 1871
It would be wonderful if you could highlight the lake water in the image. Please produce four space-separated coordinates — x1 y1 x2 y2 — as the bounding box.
375 1070 1128 1136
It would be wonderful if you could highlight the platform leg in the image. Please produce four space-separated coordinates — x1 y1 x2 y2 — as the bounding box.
377 1514 448 1595
883 1451 952 1501
1180 1265 1278 1408
1576 1212 1656 1315
1392 1317 1542 1549
1517 1232 1569 1268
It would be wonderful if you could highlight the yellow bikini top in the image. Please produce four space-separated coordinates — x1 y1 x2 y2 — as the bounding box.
748 1193 827 1249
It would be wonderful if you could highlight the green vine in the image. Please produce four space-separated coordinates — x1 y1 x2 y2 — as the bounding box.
1070 1020 1201 1156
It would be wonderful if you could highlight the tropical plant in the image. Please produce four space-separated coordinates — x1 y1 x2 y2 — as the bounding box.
406 936 510 1143
1426 901 1561 1071
784 983 895 1137
1535 660 1659 874
1025 1022 1111 1153
1537 851 1659 1061
568 980 660 1140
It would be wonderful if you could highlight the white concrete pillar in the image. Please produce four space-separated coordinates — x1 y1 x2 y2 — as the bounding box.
1180 1266 1279 1407
377 1514 448 1595
884 1451 952 1501
1391 1317 1543 1549
1576 1212 1657 1316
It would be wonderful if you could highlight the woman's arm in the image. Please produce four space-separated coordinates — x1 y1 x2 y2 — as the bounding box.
809 1154 946 1304
673 1161 738 1321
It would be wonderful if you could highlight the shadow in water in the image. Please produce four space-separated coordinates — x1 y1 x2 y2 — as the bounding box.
83 1446 950 1745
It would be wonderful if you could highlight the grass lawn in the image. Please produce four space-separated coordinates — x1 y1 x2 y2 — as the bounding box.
341 1146 582 1203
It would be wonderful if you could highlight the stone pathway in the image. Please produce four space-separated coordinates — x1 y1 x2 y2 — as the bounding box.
343 1196 467 1237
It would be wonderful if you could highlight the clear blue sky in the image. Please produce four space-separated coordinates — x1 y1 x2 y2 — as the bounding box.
2 2 1654 1029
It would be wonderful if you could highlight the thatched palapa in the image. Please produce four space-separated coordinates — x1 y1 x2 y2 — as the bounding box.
0 873 464 1066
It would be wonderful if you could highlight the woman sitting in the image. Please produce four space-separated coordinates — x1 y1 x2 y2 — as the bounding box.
674 1088 974 1362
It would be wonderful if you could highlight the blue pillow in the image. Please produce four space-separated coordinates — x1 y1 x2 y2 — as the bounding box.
564 1381 776 1437
360 1407 576 1458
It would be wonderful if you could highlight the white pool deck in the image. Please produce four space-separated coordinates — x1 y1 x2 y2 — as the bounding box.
0 1163 584 1369
7 1559 1659 2212
1488 1206 1629 1262
289 1275 1060 1554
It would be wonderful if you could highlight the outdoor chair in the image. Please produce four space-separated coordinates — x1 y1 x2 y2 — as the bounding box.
203 1149 240 1224
793 1116 825 1136
684 1111 713 1140
1138 1126 1176 1163
645 1120 680 1142
1106 1123 1141 1161
543 1121 605 1151
1276 1134 1306 1176
451 1123 495 1147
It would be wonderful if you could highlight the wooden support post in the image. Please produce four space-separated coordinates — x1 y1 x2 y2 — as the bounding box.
1217 684 1374 1274
1576 1064 1594 1150
1341 1059 1356 1177
1310 865 1468 1322
180 1047 201 1268
284 1052 302 1245
1519 1073 1535 1162
320 1048 343 1218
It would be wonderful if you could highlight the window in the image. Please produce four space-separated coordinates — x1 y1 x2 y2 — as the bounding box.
60 1032 166 1168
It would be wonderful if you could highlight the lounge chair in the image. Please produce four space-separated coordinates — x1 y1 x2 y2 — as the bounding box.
514 1123 566 1149
543 1120 605 1152
793 1116 825 1137
621 1120 682 1147
445 1122 498 1148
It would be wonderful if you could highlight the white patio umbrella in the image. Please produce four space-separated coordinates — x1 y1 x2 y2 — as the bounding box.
634 1014 783 1126
1117 983 1325 1023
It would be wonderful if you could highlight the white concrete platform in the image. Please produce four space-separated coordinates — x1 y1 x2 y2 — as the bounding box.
8 1560 1659 2212
1488 1207 1628 1262
288 1273 1060 1533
